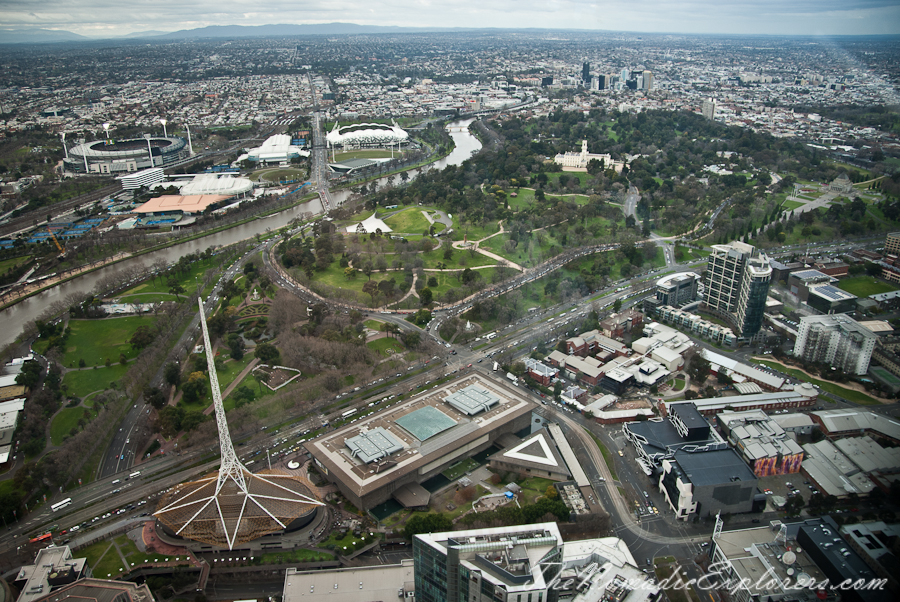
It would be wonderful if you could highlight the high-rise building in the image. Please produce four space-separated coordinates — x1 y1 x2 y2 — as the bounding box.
885 231 900 255
597 74 608 90
793 315 876 375
702 98 717 120
582 61 590 85
703 241 772 338
414 523 564 602
655 272 700 308
642 70 653 90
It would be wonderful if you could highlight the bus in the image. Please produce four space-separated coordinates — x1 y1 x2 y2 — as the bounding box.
30 532 52 543
484 332 498 340
341 408 358 419
129 471 141 479
51 498 72 513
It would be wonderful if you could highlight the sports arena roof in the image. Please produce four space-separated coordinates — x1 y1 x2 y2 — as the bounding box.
134 194 230 215
326 122 408 147
244 134 310 163
179 174 254 197
68 136 186 160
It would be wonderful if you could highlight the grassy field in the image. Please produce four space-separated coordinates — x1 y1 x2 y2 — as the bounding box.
63 316 158 368
836 276 899 297
781 199 805 211
50 406 94 445
383 207 433 234
0 255 31 273
674 245 710 262
255 548 334 564
253 168 305 183
63 363 130 398
367 337 405 357
752 359 882 405
118 256 220 299
334 149 395 161
217 354 256 395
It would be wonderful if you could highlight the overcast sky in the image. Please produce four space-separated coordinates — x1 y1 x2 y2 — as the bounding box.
2 0 899 37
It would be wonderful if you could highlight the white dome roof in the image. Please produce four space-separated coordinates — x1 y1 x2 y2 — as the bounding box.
326 123 408 146
180 174 254 196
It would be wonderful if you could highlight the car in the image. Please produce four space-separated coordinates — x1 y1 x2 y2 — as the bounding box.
643 491 649 498
646 558 651 566
467 363 472 368
618 450 624 457
751 519 761 523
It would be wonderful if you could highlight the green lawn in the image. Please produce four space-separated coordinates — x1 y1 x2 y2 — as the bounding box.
752 360 882 405
383 207 433 234
517 477 556 503
781 199 804 211
63 316 158 368
367 337 405 357
116 293 179 303
217 354 256 394
50 406 93 445
118 256 220 299
0 255 31 273
259 168 305 183
63 363 130 398
674 245 710 262
836 276 899 298
334 149 395 161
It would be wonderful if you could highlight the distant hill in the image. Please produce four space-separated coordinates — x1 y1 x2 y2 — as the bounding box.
0 28 90 44
155 22 442 40
122 30 168 39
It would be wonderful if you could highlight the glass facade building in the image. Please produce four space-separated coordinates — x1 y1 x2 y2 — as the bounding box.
704 242 772 339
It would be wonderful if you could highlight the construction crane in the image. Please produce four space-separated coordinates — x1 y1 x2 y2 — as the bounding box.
46 227 66 259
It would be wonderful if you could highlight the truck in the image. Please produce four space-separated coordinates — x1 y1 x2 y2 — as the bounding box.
506 372 518 384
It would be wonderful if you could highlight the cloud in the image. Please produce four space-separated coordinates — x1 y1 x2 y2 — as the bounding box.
0 0 897 36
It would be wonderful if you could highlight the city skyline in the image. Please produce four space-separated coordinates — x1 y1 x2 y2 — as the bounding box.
2 0 899 39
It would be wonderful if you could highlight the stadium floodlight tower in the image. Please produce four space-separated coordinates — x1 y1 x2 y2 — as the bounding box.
159 118 167 138
154 298 324 549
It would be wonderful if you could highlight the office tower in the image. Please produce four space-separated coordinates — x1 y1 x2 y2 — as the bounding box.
885 231 900 255
704 241 772 338
582 61 590 84
597 74 608 90
621 67 629 81
793 315 876 375
702 98 717 120
414 523 564 602
643 70 653 90
155 299 323 549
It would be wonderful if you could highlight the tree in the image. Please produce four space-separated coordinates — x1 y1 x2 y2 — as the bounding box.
167 277 185 300
181 371 208 403
362 280 379 305
427 276 438 288
419 287 433 306
226 333 245 360
255 342 280 364
164 362 182 388
443 246 453 261
402 331 421 349
129 325 156 351
545 485 558 499
613 298 622 312
403 513 452 539
252 370 270 393
144 385 167 410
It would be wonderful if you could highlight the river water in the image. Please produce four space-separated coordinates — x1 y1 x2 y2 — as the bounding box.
0 119 481 348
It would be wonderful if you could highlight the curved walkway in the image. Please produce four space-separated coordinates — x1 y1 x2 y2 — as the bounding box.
450 221 525 271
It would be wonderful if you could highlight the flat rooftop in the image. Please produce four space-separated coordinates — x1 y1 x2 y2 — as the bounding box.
283 560 414 602
307 373 533 499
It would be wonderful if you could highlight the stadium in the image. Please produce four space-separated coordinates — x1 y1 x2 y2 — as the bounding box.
64 136 189 174
306 373 535 510
325 122 409 149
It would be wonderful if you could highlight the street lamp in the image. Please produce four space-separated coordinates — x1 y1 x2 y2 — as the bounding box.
102 122 111 139
159 118 168 138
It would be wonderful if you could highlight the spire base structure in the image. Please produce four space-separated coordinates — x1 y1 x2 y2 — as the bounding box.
155 298 323 549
